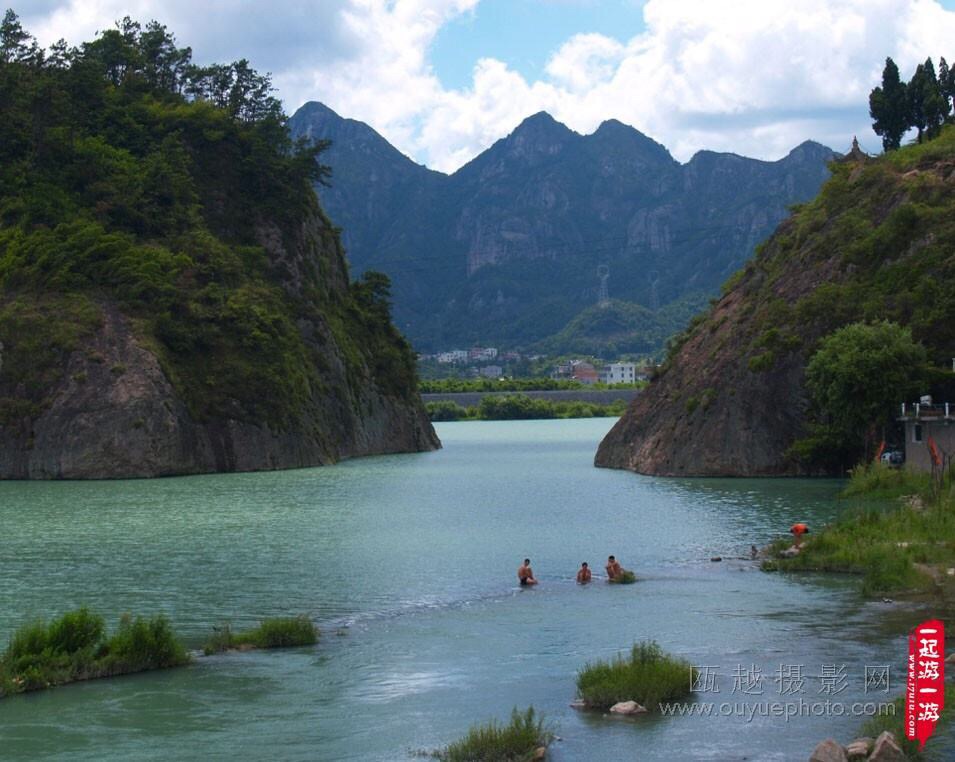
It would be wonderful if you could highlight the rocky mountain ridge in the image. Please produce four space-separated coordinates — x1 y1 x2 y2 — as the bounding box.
289 103 838 353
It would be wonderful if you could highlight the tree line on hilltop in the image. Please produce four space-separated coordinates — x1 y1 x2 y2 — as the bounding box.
870 56 955 150
0 9 418 429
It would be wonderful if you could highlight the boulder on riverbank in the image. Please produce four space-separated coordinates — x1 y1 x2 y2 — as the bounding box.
609 700 647 715
808 732 902 762
809 739 847 762
868 731 904 762
845 737 872 759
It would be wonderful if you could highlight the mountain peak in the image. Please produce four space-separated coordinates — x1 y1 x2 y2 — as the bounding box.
784 139 839 162
487 111 578 163
294 101 344 128
590 119 675 165
509 111 575 139
515 110 562 127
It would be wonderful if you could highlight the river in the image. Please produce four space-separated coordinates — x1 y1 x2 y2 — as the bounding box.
0 418 947 760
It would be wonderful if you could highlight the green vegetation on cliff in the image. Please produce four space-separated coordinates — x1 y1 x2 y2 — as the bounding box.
645 125 955 474
0 12 418 431
0 607 189 697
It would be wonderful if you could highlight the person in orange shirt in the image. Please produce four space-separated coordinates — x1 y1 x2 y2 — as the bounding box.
790 523 810 547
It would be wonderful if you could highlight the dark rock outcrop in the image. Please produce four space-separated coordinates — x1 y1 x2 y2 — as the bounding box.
0 209 438 479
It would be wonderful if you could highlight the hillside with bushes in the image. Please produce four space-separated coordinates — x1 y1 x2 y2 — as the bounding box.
596 127 955 476
0 13 437 478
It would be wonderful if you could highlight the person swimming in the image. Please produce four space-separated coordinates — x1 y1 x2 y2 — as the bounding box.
518 558 538 586
576 562 592 583
605 555 622 581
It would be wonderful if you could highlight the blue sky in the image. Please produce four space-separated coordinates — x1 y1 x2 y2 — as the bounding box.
431 0 646 90
21 0 955 172
430 0 955 91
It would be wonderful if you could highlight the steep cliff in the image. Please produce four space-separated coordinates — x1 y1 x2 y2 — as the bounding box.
289 103 836 352
596 129 955 476
0 20 437 479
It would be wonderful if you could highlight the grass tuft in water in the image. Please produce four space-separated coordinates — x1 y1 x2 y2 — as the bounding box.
203 616 318 655
433 707 551 762
0 608 189 697
576 641 695 711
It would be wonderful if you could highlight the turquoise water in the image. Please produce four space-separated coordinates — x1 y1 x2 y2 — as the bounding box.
0 419 944 760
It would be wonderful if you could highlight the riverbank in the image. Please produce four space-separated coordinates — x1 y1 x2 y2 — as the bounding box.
425 393 630 421
765 464 955 597
0 609 189 698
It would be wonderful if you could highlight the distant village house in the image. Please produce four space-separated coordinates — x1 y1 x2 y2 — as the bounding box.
572 362 599 385
606 362 637 384
468 347 498 362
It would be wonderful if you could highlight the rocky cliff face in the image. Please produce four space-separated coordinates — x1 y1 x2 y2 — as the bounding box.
0 208 439 479
593 274 819 476
595 133 955 476
288 103 836 352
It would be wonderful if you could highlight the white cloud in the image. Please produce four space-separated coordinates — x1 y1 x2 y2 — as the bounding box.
21 0 955 172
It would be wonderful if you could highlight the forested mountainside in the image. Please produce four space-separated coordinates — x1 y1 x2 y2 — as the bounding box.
0 14 437 479
290 102 835 354
596 129 955 476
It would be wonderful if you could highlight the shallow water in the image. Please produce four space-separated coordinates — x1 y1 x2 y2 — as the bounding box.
0 418 948 760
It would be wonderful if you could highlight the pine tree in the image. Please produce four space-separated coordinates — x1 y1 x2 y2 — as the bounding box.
907 62 928 143
919 58 950 139
869 58 908 151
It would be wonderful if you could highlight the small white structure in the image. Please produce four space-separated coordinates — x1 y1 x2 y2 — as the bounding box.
479 365 503 378
606 362 637 384
468 347 498 361
437 350 469 364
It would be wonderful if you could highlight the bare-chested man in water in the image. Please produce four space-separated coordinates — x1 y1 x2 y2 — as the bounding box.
576 562 592 583
518 558 538 586
606 555 622 581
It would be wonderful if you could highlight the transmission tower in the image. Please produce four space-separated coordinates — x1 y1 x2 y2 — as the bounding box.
648 269 660 311
597 265 610 307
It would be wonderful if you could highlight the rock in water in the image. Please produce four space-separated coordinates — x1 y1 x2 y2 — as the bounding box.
868 731 904 762
609 700 647 715
808 739 848 762
532 747 547 761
